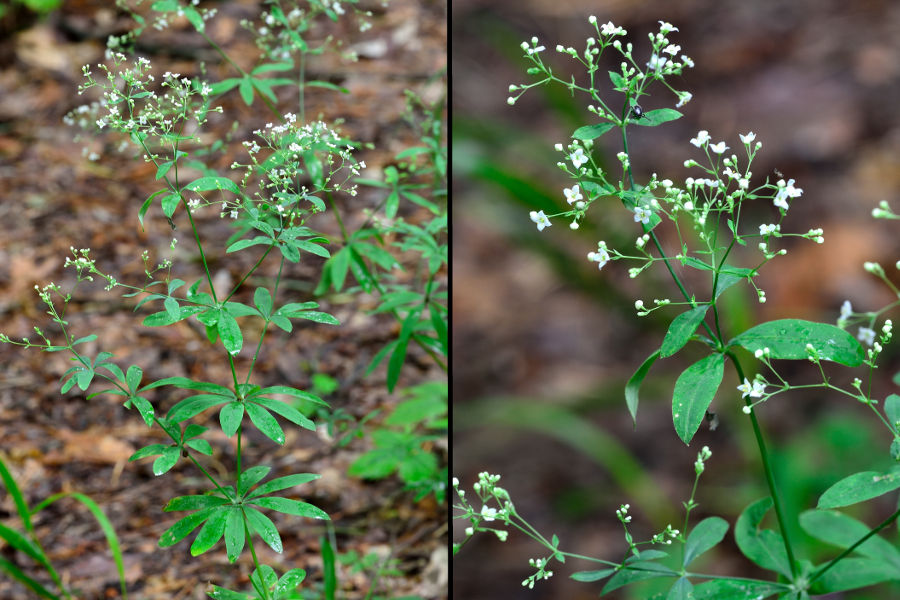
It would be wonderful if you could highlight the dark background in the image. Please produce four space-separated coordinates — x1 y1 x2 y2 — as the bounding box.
452 0 900 598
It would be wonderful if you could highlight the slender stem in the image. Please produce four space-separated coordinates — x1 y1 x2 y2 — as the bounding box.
809 507 900 586
243 517 271 600
727 351 798 578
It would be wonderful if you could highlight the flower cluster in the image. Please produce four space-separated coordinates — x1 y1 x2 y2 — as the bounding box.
229 117 360 224
65 55 219 163
243 0 373 62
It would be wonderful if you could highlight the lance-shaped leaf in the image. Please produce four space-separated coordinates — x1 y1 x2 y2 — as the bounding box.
672 353 724 445
683 516 728 567
625 350 659 424
817 466 900 509
661 305 709 358
632 108 682 126
730 319 864 366
249 496 329 520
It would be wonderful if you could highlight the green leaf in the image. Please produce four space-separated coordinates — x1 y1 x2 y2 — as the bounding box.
183 4 204 31
573 122 616 141
730 319 864 366
161 192 180 218
219 401 245 437
660 305 709 358
714 271 745 300
666 577 693 600
153 446 181 475
238 466 272 497
683 516 728 566
239 77 253 105
246 473 320 500
799 509 900 570
184 176 241 195
734 497 792 578
608 70 626 90
570 568 615 582
886 394 900 432
165 494 230 512
190 507 229 556
217 310 243 356
290 310 340 325
223 508 244 563
253 287 273 317
244 507 283 553
168 394 232 422
256 385 327 407
247 397 316 431
687 579 786 599
672 353 725 445
226 236 273 253
306 80 349 93
246 402 285 444
634 108 682 126
626 350 659 424
601 561 677 594
251 61 294 74
817 466 900 509
249 496 329 520
129 443 168 461
814 557 899 593
164 296 180 321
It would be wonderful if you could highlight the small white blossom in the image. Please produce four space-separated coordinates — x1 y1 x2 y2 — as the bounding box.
858 327 876 346
740 132 757 144
709 141 729 155
690 130 710 148
570 147 588 168
633 206 651 224
773 178 802 211
737 378 766 399
564 184 583 205
840 300 853 321
530 210 551 231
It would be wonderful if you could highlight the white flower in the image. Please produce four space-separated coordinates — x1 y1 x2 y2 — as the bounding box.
480 506 498 521
709 141 729 155
563 184 583 205
759 223 779 235
840 300 853 320
773 178 802 211
587 247 610 270
658 20 679 34
690 130 710 148
681 54 694 68
737 378 765 399
858 327 876 346
663 44 681 56
526 45 546 55
647 53 667 72
600 21 624 36
530 210 551 231
676 91 692 107
569 147 588 168
740 131 757 144
633 206 651 224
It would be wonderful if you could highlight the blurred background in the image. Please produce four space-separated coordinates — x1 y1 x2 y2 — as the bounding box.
452 0 900 598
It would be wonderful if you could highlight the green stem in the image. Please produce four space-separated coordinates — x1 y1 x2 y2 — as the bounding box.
808 507 900 586
727 351 798 578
